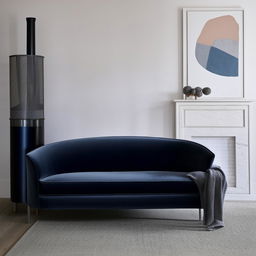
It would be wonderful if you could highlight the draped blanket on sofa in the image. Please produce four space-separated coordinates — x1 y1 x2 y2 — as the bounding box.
188 166 227 231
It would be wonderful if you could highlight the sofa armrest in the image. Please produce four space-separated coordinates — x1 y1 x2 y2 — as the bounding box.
26 156 40 208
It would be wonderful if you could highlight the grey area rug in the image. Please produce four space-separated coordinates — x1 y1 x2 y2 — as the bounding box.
6 202 256 256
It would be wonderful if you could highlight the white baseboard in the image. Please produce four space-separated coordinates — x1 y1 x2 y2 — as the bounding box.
0 179 10 198
225 193 256 201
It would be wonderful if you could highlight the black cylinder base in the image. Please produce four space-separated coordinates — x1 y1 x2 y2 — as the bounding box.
10 120 44 203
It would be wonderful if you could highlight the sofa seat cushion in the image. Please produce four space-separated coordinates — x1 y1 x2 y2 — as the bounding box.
39 171 199 195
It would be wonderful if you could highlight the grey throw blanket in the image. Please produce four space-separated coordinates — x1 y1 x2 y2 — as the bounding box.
188 166 227 231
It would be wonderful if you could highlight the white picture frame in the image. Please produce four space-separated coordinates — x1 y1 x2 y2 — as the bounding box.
183 8 244 99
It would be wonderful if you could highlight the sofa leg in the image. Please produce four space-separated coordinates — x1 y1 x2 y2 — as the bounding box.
199 208 202 221
27 206 31 224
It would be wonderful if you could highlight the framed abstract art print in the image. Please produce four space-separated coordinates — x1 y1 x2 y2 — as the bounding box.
183 8 244 98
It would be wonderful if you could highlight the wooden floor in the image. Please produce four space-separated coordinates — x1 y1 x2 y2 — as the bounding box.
0 198 35 256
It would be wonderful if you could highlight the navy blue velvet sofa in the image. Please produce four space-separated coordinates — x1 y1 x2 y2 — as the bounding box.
26 136 214 221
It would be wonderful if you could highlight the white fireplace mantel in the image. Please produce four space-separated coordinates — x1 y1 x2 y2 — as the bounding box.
175 99 256 200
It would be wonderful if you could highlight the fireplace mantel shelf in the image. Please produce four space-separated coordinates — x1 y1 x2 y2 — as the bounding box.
174 99 256 102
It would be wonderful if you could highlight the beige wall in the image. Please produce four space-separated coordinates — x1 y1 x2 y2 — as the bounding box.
0 0 255 196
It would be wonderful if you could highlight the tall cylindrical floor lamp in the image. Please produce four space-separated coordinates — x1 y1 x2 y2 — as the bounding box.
10 18 44 208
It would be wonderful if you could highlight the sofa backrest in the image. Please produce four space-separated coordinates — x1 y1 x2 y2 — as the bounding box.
26 136 215 178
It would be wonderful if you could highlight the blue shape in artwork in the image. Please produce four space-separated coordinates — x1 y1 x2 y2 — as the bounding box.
206 46 238 77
